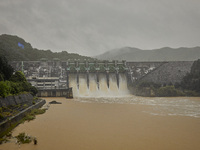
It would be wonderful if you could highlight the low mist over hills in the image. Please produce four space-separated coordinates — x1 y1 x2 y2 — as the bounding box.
96 47 200 61
0 34 94 61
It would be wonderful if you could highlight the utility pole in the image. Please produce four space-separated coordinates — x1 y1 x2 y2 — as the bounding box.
21 61 24 73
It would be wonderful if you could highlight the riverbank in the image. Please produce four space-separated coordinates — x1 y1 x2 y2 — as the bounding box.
0 99 46 141
0 93 40 123
133 85 200 97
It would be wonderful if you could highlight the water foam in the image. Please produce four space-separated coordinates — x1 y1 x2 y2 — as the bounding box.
73 96 200 118
69 73 130 97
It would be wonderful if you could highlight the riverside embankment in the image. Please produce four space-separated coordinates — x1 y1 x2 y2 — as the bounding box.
0 93 46 138
0 93 33 107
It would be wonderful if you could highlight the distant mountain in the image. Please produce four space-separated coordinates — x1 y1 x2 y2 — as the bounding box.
95 46 200 61
0 34 94 61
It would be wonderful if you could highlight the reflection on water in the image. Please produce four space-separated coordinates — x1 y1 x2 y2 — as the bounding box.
74 96 200 118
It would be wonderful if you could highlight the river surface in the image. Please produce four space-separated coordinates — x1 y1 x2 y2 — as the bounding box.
1 96 200 150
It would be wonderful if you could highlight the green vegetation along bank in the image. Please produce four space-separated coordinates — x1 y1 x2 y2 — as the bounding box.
134 59 200 97
0 99 46 143
0 56 46 143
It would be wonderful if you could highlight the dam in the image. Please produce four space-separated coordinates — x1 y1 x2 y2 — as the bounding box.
65 60 130 97
69 73 129 97
10 59 193 97
10 59 130 97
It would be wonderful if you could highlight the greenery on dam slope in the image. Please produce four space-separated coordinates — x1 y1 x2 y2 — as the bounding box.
134 59 200 97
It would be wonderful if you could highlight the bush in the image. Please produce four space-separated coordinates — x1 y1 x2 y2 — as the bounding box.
0 56 14 80
0 114 4 120
184 90 200 96
156 86 184 97
30 86 38 96
33 97 39 100
24 115 35 121
137 81 161 89
9 82 20 95
15 132 32 144
30 109 46 115
23 104 28 108
0 74 4 81
10 71 27 82
0 81 10 98
181 59 200 94
0 71 38 98
0 56 38 98
0 137 8 144
24 109 46 122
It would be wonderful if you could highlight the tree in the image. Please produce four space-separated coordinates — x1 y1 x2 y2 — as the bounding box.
10 71 27 82
181 59 200 93
0 56 14 80
0 81 10 97
29 86 38 96
0 56 38 97
0 74 4 81
9 81 20 95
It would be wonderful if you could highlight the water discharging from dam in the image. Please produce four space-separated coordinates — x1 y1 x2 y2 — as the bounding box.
69 73 130 97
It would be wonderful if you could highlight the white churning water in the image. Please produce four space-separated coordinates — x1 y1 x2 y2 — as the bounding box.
73 96 200 118
69 73 130 97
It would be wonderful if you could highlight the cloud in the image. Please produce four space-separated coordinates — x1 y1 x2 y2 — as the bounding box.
0 0 200 56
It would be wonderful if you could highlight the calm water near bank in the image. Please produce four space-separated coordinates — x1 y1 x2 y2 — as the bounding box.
1 96 200 150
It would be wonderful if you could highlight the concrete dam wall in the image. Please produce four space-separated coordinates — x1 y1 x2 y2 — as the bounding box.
10 60 194 96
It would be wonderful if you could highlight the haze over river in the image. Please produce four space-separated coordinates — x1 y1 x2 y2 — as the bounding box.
1 96 200 150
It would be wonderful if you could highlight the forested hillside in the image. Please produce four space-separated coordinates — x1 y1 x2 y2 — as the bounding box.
0 34 94 61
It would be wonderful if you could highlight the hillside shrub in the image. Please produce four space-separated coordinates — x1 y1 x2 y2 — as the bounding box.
0 81 10 98
15 132 32 144
181 59 200 94
10 71 27 82
0 59 38 97
156 86 184 97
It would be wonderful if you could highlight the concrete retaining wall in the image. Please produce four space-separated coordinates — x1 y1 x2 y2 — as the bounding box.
37 88 73 98
0 93 33 107
140 61 194 84
0 99 46 137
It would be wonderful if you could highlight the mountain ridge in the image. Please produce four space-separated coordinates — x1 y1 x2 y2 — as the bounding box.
95 46 200 61
1 34 199 62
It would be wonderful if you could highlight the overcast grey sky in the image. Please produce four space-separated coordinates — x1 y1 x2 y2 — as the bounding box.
0 0 200 56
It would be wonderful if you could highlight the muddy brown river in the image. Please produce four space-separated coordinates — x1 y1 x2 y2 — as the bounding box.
1 96 200 150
